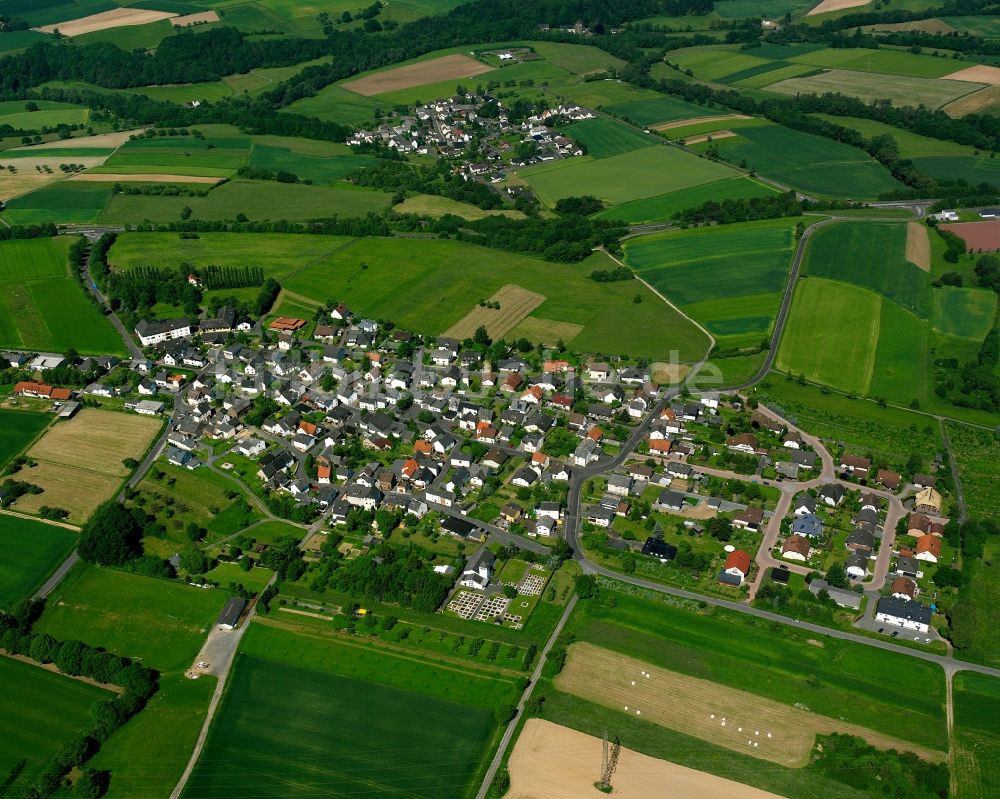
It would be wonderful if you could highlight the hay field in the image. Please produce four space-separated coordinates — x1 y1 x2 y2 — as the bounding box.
16 409 161 522
944 85 1000 117
943 65 1000 86
653 114 751 131
0 156 107 202
342 53 492 96
507 317 584 346
171 11 219 26
507 719 785 799
70 172 223 184
556 643 946 768
443 284 545 340
12 129 142 150
807 0 871 15
37 8 176 36
684 130 737 145
906 221 930 270
393 194 524 220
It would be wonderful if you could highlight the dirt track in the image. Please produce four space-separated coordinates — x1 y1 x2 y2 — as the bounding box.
906 221 930 271
343 54 493 96
506 719 786 799
37 8 176 36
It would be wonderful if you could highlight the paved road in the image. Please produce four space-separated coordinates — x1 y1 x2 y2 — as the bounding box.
32 551 80 600
475 595 578 799
427 501 551 555
79 236 142 360
939 419 968 524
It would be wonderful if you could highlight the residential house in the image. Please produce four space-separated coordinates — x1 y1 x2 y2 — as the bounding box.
915 535 941 563
891 576 917 600
845 550 869 579
876 469 902 491
875 596 932 633
839 454 871 479
135 318 191 347
641 537 677 563
808 578 862 610
782 535 812 561
459 547 495 589
914 487 943 515
718 549 751 586
732 507 764 532
818 484 845 507
727 433 758 454
792 513 824 539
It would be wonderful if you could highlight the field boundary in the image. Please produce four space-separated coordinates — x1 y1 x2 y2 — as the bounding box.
0 506 80 531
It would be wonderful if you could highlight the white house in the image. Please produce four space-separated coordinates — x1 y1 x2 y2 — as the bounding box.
459 547 495 589
135 318 191 347
875 596 931 634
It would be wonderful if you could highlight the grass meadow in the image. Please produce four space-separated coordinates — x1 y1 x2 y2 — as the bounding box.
766 69 982 109
0 657 113 792
777 278 881 395
689 123 901 199
605 95 721 126
562 117 654 158
35 563 228 672
0 99 88 130
2 182 113 224
812 115 974 159
912 154 1000 187
519 145 738 208
0 237 125 355
88 673 216 799
184 622 515 798
0 409 50 469
946 423 1000 523
952 673 1000 798
566 587 948 750
933 286 997 341
247 143 376 183
0 515 76 609
594 176 777 224
625 218 797 349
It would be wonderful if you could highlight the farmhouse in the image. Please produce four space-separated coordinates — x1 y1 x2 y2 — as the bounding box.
135 318 191 347
14 381 71 401
216 596 246 631
914 487 943 515
875 596 932 634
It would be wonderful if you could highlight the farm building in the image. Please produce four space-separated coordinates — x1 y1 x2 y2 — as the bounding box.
216 597 246 631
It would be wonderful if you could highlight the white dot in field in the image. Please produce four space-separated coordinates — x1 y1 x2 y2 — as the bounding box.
754 743 759 748
721 721 726 727
636 710 641 715
710 714 715 719
738 727 742 732
645 674 649 679
755 731 759 736
747 740 752 745
631 681 635 686
625 706 628 711
767 733 772 738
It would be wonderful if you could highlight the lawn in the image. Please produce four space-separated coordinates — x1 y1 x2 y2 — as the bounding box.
625 218 796 348
567 586 948 750
594 176 777 224
183 622 514 798
99 179 393 224
777 278 881 395
0 657 112 792
952 673 1000 799
561 117 654 158
689 123 902 199
0 408 50 469
35 562 228 672
279 237 711 361
766 69 983 109
0 515 76 609
0 237 125 355
88 673 216 799
803 222 931 317
519 145 738 208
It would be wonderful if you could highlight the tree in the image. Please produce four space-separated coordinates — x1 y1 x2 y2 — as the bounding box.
826 562 849 589
75 767 109 799
574 574 598 598
473 325 490 346
78 502 142 566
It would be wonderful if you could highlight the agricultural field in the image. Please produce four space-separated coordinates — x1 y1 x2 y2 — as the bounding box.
35 562 228 672
0 409 50 469
564 587 949 750
278 237 711 361
946 422 1000 522
519 145 738 208
343 53 493 96
88 673 216 799
281 83 388 127
765 69 983 109
0 657 113 793
605 95 723 127
933 286 997 341
561 117 654 158
0 99 89 131
624 218 797 349
94 134 249 178
777 277 880 395
952 673 1000 799
2 182 113 224
911 154 1000 186
14 409 161 523
811 114 974 158
184 621 515 798
0 236 125 355
0 515 76 609
247 143 376 184
556 642 945 766
595 176 777 225
687 123 901 199
393 194 524 220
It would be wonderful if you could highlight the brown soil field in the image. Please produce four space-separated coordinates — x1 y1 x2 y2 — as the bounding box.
942 65 1000 86
556 643 947 768
343 53 494 96
13 129 143 150
943 85 1000 117
506 719 786 799
443 284 545 341
941 220 1000 251
171 10 220 26
69 173 223 184
28 409 161 477
651 361 690 384
807 0 871 16
507 317 584 346
13 461 122 523
906 221 931 271
653 114 751 131
37 8 176 36
683 130 737 146
0 157 107 202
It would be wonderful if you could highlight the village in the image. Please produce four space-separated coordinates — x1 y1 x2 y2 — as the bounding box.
0 295 958 644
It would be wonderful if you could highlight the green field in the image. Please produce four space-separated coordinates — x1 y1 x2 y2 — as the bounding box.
3 182 113 224
0 237 125 354
869 299 929 408
184 622 512 798
594 176 777 224
947 422 1000 522
562 117 654 158
812 115 974 158
803 222 930 316
520 145 737 208
0 99 88 131
689 123 901 199
567 586 948 749
766 70 983 109
89 673 216 799
942 14 1000 37
97 133 251 177
605 95 720 126
282 83 388 127
911 155 1000 187
0 409 49 469
0 515 76 609
0 29 49 55
777 277 881 395
933 286 997 340
952 673 1000 799
625 218 796 348
248 143 376 183
0 657 112 792
74 18 180 51
98 179 393 224
35 563 228 672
